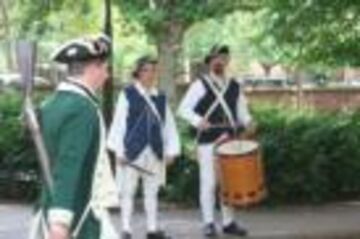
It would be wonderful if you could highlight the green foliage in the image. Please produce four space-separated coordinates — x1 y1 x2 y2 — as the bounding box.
114 0 262 38
0 90 23 161
10 0 102 39
261 0 360 66
184 11 277 72
162 121 199 205
254 106 360 204
6 0 358 75
165 106 360 205
2 91 360 204
0 90 39 201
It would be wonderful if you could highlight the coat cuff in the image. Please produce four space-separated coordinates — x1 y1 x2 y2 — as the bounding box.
48 208 74 227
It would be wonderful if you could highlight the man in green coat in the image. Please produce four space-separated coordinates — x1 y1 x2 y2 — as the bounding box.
35 34 117 239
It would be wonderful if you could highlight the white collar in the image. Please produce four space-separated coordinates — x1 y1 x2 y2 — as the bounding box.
67 77 96 96
209 72 228 87
57 79 98 105
134 81 159 97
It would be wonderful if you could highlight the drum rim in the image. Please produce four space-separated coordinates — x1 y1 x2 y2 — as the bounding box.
216 140 259 156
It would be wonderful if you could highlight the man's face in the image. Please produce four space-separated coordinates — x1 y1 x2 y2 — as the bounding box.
138 63 158 87
210 54 230 76
88 60 109 88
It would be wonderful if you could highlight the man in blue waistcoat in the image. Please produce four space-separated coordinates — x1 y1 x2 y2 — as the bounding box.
178 45 254 238
107 55 180 239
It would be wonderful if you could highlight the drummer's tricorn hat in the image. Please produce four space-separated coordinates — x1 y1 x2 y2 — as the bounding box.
51 34 111 64
204 44 230 64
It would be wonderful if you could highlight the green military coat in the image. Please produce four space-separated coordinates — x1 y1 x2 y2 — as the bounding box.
40 82 101 239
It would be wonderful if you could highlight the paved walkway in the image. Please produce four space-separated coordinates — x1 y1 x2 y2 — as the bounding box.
1 202 360 239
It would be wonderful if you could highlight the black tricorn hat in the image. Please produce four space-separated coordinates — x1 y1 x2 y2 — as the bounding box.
51 34 111 63
204 44 230 64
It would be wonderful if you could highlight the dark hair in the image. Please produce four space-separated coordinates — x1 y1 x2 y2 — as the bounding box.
204 44 230 64
132 55 158 79
68 62 87 76
67 57 106 77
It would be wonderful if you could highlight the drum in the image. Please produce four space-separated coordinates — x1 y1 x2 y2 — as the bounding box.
216 140 266 207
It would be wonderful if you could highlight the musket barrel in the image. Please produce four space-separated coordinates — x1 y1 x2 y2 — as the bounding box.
16 41 54 191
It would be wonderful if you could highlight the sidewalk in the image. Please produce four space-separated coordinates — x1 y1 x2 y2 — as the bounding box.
1 202 360 239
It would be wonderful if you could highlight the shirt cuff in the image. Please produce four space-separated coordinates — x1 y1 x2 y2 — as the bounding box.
242 116 252 128
191 114 203 128
164 149 180 158
48 208 74 227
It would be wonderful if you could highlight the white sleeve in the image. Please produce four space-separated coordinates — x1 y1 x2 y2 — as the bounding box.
177 80 206 128
237 91 252 128
107 92 128 159
163 105 181 157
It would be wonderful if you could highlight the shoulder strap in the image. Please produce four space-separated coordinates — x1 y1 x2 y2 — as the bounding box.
71 202 92 238
200 74 236 128
131 85 164 125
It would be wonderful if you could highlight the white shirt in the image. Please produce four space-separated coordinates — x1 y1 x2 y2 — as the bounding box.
107 81 181 160
177 74 252 129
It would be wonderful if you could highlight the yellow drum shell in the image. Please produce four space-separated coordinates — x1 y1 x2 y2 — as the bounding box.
217 140 266 207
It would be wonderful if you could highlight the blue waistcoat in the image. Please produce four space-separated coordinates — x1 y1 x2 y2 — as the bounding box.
124 85 166 161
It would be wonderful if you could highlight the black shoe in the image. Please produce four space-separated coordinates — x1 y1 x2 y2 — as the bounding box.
122 231 132 239
147 230 172 239
223 222 248 237
203 223 218 238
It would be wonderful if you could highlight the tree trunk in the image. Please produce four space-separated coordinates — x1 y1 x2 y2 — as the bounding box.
294 69 305 109
156 22 185 104
4 41 14 71
102 0 117 172
102 0 114 127
0 0 14 71
260 62 273 78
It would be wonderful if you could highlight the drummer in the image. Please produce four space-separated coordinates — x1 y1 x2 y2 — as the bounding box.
177 44 254 238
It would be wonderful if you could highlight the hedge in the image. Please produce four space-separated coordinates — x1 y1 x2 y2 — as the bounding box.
0 89 39 200
1 90 360 205
164 105 360 205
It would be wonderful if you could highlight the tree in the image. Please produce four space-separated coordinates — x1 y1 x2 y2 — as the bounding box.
0 0 15 70
261 0 360 67
0 0 9 39
115 0 262 100
253 0 360 108
8 0 117 123
103 0 114 125
10 1 103 39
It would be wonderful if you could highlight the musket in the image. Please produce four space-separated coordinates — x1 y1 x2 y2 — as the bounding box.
16 41 54 191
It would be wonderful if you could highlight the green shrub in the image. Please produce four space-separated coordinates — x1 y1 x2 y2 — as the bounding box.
0 90 40 201
162 121 199 206
2 90 360 205
165 105 360 205
253 106 360 204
